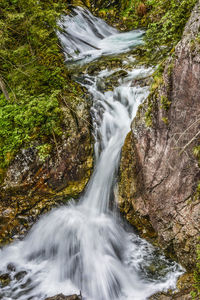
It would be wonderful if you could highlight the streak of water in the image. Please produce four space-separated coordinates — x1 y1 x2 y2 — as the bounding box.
0 7 183 300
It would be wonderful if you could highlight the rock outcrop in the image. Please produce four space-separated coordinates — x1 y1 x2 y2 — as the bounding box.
119 1 200 270
45 294 81 300
0 87 93 243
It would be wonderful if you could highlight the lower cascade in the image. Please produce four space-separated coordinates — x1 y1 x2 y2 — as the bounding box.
0 7 183 300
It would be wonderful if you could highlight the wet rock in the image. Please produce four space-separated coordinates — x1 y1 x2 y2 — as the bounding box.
104 70 128 89
86 56 123 76
19 277 32 289
0 273 11 287
96 70 128 92
14 271 27 281
149 272 194 299
119 0 200 270
131 76 153 88
45 294 81 300
149 292 192 300
7 263 16 272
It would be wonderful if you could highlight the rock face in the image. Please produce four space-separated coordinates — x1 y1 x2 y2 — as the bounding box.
45 294 81 300
119 1 200 269
0 88 93 243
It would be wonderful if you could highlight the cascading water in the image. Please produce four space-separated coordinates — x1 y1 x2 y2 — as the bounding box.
0 7 183 300
57 7 144 64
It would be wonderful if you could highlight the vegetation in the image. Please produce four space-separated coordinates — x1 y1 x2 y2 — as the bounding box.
0 0 77 169
160 95 171 111
119 0 197 59
191 245 200 299
144 63 164 127
194 146 200 166
96 0 197 62
0 91 62 167
145 0 197 61
0 0 197 168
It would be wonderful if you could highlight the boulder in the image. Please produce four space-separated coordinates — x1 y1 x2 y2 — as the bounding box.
45 294 81 300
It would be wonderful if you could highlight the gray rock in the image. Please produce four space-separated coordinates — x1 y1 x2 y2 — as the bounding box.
45 294 81 300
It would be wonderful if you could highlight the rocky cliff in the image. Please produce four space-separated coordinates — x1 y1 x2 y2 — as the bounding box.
119 0 200 270
0 88 93 244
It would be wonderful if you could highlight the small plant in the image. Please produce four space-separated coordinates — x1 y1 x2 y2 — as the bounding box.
0 0 81 169
191 244 200 299
145 94 155 127
145 0 197 61
161 95 171 111
0 91 62 168
145 108 153 127
162 117 169 125
36 143 52 162
193 146 200 165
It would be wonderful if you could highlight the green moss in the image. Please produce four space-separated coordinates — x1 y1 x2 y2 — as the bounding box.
0 91 62 168
0 0 88 170
191 245 200 299
145 105 153 127
161 117 169 125
144 76 162 128
160 95 171 111
0 273 11 287
144 0 197 62
193 146 200 166
144 90 158 128
93 0 197 63
167 62 174 76
36 143 52 162
196 33 200 44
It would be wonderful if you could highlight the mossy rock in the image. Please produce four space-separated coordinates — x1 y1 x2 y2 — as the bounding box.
0 273 11 287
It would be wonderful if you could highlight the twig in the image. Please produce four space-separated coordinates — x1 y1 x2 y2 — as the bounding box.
175 117 200 145
0 74 10 101
179 130 200 155
61 95 93 129
0 55 31 77
3 76 17 102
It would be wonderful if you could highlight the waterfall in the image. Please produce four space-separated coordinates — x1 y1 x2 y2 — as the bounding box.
0 7 183 300
58 6 144 64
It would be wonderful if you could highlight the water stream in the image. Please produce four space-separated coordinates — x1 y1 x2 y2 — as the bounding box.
0 7 183 300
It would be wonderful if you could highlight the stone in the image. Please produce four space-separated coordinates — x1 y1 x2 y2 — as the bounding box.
14 271 27 281
119 0 200 270
0 273 11 287
45 294 81 300
7 263 16 272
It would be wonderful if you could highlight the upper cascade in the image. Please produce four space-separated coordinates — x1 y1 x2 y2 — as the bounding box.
58 7 144 64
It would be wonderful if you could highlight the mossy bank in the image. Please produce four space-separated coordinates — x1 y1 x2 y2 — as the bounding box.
0 0 94 243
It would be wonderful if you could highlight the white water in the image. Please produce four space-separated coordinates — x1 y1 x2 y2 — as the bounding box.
0 7 183 300
58 6 144 64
